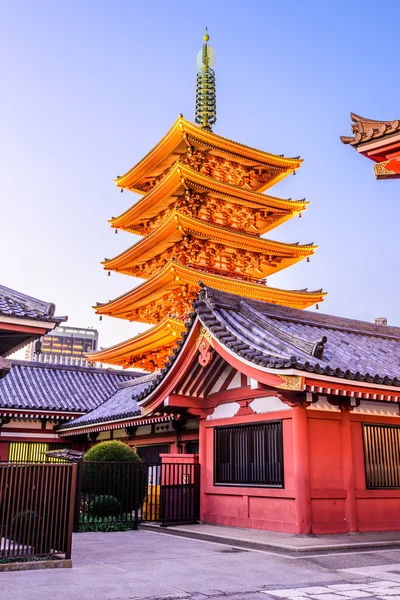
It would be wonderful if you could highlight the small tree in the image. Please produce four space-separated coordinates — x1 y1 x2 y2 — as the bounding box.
82 441 143 514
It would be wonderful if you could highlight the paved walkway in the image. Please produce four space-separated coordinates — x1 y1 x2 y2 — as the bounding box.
3 530 400 600
142 523 400 553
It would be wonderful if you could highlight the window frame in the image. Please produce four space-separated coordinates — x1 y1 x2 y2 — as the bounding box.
363 422 400 489
213 420 284 488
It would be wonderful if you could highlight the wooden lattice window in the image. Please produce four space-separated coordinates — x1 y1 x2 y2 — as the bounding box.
8 442 71 463
214 421 284 487
363 423 400 489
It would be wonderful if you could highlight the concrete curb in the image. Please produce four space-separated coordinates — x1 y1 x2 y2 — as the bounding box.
0 559 72 572
140 524 400 554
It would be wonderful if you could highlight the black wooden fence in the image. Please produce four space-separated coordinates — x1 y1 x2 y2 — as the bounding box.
0 463 76 559
0 459 200 560
75 461 200 529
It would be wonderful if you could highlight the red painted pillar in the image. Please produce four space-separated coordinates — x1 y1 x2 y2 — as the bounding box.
340 406 357 533
199 417 207 522
292 404 311 534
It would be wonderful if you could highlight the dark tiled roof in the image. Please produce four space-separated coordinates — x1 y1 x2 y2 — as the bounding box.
61 285 400 432
341 113 400 147
195 286 400 386
0 360 142 413
61 374 157 428
0 284 67 324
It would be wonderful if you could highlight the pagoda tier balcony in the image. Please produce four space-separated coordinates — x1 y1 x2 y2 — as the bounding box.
94 261 326 324
103 212 316 282
110 164 308 236
87 317 185 371
114 116 302 194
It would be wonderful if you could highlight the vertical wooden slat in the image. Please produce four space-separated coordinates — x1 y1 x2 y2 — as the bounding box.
65 464 77 559
214 421 283 487
8 466 21 556
364 424 400 489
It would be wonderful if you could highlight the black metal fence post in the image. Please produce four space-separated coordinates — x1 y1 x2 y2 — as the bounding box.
73 458 83 532
133 462 140 530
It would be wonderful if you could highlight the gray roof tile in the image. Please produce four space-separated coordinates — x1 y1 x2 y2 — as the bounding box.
66 374 157 428
0 360 142 413
195 286 400 385
0 284 67 324
61 285 400 432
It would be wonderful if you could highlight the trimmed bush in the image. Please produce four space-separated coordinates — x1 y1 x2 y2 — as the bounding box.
89 495 121 518
82 441 144 513
84 441 141 463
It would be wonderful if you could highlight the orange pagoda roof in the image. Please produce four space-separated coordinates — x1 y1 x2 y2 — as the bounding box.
95 261 325 323
90 34 325 372
88 317 185 369
110 164 308 235
103 212 316 280
115 116 302 194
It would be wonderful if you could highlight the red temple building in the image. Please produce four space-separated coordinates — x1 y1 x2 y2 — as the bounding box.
59 285 400 535
58 36 400 536
341 113 400 180
5 37 400 537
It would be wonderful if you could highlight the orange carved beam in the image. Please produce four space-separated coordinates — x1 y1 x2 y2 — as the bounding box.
374 156 400 180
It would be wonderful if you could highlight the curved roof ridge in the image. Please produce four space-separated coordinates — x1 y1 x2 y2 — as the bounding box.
239 300 327 359
0 284 67 323
203 286 400 341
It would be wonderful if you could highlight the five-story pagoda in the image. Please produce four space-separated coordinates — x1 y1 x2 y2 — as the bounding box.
90 32 325 372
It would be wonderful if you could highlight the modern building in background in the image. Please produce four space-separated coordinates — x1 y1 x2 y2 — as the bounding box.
26 325 98 367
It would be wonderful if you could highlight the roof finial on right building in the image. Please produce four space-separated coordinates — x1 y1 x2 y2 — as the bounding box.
195 28 216 132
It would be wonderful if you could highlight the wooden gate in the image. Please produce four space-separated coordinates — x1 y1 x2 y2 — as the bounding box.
0 463 76 559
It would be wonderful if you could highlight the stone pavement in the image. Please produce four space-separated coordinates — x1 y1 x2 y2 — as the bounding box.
2 530 400 600
142 524 400 553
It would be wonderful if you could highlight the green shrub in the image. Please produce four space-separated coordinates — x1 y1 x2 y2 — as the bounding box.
89 495 121 518
82 441 144 513
78 518 137 533
84 441 141 463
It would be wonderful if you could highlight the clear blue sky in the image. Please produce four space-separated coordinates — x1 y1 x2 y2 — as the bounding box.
1 0 399 355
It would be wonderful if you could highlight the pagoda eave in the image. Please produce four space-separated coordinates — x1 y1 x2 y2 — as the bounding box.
110 164 308 234
94 262 326 321
87 317 185 369
103 212 317 275
115 117 302 193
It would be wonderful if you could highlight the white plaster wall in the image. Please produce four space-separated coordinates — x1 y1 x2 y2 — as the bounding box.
250 396 290 414
354 400 400 416
307 397 340 412
4 419 42 430
207 366 232 395
207 402 240 420
137 425 152 436
114 429 127 439
226 371 241 390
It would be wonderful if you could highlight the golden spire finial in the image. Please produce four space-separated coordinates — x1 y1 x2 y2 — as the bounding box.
195 29 216 132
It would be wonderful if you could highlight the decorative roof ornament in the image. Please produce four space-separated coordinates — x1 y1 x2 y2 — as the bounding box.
195 29 216 132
